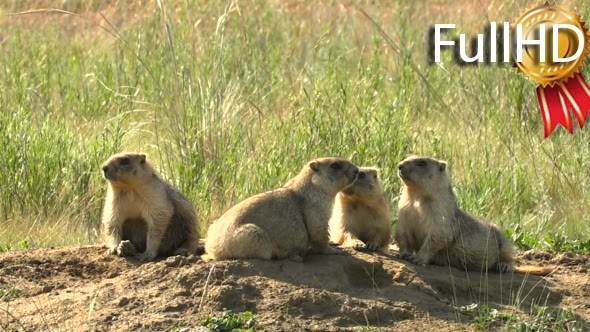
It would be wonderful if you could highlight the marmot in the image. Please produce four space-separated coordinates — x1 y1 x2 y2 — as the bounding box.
329 167 392 254
101 152 200 261
395 156 553 276
203 157 359 261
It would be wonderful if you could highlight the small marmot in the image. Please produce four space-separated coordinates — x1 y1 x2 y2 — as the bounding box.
329 167 392 254
101 152 200 261
395 156 553 276
203 157 359 261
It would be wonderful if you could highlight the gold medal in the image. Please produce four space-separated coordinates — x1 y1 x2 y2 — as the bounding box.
514 4 589 87
512 3 590 137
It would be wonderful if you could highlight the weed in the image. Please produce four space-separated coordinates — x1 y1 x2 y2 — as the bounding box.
457 303 514 330
514 305 582 332
201 309 262 332
457 303 583 331
0 288 22 302
0 244 12 253
544 233 590 255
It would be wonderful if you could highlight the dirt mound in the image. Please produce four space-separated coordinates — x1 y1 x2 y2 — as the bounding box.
0 246 588 331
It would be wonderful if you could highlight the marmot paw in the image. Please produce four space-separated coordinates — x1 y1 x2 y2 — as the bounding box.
320 246 343 255
410 255 428 266
107 246 118 256
172 248 191 257
288 254 304 262
399 252 413 261
135 250 157 262
117 240 137 257
364 241 380 252
352 240 366 251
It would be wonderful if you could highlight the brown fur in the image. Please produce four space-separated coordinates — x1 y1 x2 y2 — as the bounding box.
395 156 517 272
329 167 392 254
101 152 200 261
203 157 359 262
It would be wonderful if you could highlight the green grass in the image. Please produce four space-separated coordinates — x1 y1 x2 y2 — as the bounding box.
201 309 262 332
0 288 22 302
459 303 583 331
0 1 589 250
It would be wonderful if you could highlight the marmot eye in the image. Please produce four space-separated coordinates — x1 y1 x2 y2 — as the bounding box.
416 160 427 167
330 162 342 170
120 157 131 166
358 172 366 179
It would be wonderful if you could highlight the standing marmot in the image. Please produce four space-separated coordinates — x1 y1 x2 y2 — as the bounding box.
395 156 553 276
203 157 359 261
101 152 200 261
329 167 392 254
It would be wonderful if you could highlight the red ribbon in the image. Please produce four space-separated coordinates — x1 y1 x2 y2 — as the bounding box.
536 73 590 137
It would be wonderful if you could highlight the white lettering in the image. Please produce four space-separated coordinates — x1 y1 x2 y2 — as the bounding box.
552 24 585 62
434 24 456 63
459 33 484 62
516 23 546 62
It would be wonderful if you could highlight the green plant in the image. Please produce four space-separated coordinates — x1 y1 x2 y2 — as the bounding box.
0 288 22 302
506 225 540 251
0 240 31 252
457 303 514 330
0 244 12 253
200 309 262 332
456 303 583 331
513 305 582 332
544 233 590 254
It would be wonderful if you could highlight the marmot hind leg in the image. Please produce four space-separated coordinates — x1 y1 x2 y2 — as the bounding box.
496 232 516 273
339 231 366 251
227 224 273 260
159 222 200 257
364 238 390 254
364 230 391 254
122 219 148 253
171 236 202 257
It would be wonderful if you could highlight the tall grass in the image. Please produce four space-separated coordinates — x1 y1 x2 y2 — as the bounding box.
0 0 589 248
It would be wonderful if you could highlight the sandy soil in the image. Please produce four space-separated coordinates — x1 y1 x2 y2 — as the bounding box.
0 245 588 331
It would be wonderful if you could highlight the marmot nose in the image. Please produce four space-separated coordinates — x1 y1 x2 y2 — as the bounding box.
102 166 109 173
397 164 403 171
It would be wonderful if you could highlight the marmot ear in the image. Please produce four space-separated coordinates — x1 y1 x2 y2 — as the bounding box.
439 162 447 172
309 162 320 172
139 154 146 164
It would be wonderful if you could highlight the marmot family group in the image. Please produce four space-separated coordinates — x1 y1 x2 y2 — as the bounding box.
101 152 552 275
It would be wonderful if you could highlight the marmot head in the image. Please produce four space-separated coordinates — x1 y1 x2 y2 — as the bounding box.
102 152 154 188
397 156 450 195
342 167 384 201
290 157 359 195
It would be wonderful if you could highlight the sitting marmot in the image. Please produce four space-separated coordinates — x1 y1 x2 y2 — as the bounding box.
329 167 392 254
101 152 200 261
203 157 359 261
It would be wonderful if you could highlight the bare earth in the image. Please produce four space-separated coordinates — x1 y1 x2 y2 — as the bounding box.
0 245 588 331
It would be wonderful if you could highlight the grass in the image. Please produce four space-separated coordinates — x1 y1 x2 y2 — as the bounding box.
201 309 262 332
459 303 583 331
0 0 589 252
0 288 22 302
